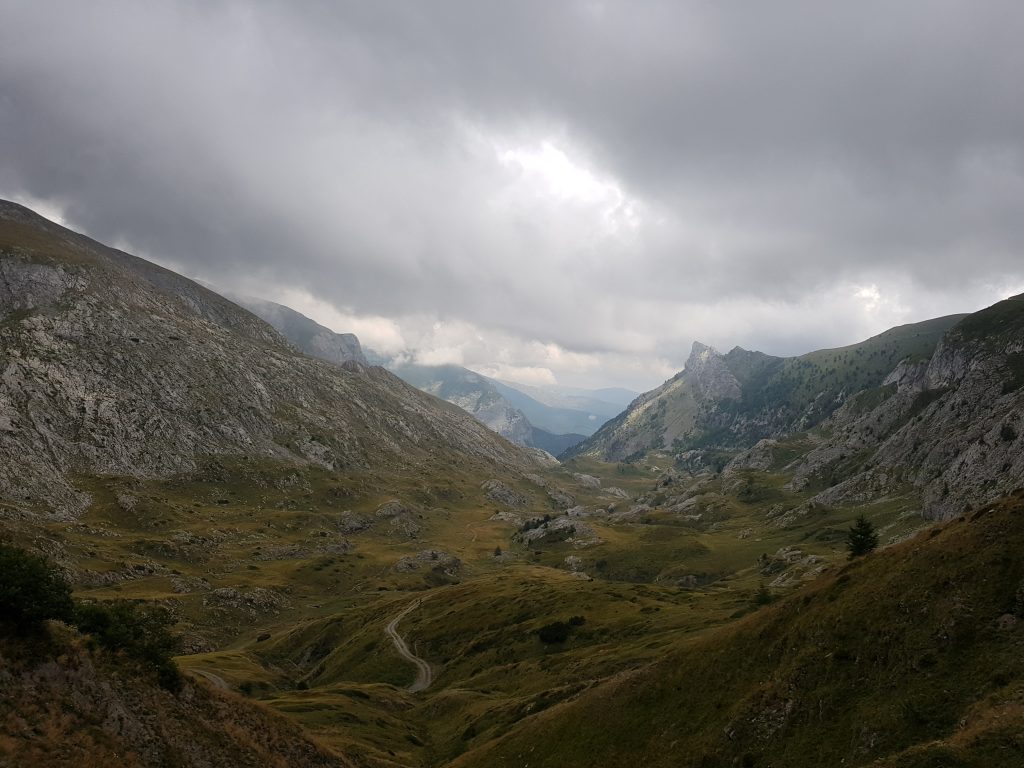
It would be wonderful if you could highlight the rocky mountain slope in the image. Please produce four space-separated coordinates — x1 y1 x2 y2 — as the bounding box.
229 294 368 366
389 362 586 453
569 299 1024 520
390 363 535 445
775 293 1024 519
212 295 584 451
568 316 963 462
0 200 532 520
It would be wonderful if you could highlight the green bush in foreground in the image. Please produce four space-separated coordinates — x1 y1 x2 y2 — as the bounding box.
76 600 183 691
0 543 181 690
0 543 75 633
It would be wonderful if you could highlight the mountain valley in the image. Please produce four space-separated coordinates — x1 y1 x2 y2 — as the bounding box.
2 201 1023 767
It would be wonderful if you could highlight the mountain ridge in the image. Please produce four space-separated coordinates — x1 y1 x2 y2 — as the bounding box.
0 200 533 519
566 313 967 462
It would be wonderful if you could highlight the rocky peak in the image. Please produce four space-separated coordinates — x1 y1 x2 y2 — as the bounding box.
685 341 741 402
685 341 721 373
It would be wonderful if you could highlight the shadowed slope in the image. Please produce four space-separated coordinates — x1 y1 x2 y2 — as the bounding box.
453 493 1024 768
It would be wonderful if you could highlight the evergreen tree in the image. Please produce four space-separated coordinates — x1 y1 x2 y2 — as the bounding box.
847 515 879 559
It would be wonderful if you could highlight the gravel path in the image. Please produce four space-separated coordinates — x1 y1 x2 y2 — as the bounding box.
384 598 432 692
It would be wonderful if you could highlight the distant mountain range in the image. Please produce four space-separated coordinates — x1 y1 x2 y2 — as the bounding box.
216 295 621 455
388 363 590 454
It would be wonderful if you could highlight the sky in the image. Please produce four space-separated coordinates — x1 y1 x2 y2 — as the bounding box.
2 1 1024 391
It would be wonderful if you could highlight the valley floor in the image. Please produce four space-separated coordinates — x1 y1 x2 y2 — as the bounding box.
10 448 1015 767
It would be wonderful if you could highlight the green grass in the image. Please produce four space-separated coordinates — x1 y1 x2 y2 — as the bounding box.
947 293 1024 347
452 494 1024 768
1 443 980 768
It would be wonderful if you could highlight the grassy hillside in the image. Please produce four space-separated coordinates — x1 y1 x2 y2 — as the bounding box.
0 622 354 767
731 314 967 419
451 492 1024 768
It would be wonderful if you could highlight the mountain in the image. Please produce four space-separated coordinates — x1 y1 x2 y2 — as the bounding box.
774 293 1024 520
489 379 614 436
528 425 587 456
0 200 532 519
568 315 966 461
494 380 636 425
390 363 534 446
389 362 587 453
228 294 368 366
220 305 590 451
568 300 1024 519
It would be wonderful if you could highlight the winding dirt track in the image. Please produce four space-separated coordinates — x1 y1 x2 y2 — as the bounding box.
384 598 432 692
193 668 230 690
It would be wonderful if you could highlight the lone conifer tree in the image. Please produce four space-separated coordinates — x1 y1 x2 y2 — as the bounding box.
847 515 878 559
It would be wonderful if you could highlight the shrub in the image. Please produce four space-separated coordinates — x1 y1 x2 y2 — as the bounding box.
75 600 182 690
1001 423 1018 442
537 621 571 644
754 584 774 606
0 544 74 633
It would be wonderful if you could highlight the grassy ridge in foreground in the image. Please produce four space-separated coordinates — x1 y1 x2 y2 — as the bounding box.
452 493 1024 768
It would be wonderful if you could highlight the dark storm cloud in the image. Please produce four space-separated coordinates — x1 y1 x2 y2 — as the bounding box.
2 1 1023 388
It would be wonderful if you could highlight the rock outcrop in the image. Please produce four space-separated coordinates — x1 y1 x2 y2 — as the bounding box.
789 297 1024 519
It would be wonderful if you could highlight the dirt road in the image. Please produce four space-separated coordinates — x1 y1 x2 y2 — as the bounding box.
384 598 432 692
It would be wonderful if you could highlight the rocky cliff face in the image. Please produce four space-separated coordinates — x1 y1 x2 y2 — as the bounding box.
0 201 531 519
568 302 1024 519
784 296 1024 519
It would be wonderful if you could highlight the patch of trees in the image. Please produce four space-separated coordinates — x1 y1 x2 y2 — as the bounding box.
520 514 553 532
0 543 182 690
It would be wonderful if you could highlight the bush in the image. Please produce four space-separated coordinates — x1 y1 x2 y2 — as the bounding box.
75 600 182 690
754 584 774 606
1001 423 1017 442
0 544 74 633
537 621 571 644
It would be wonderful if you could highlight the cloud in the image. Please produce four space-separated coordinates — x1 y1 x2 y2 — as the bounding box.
2 1 1023 390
